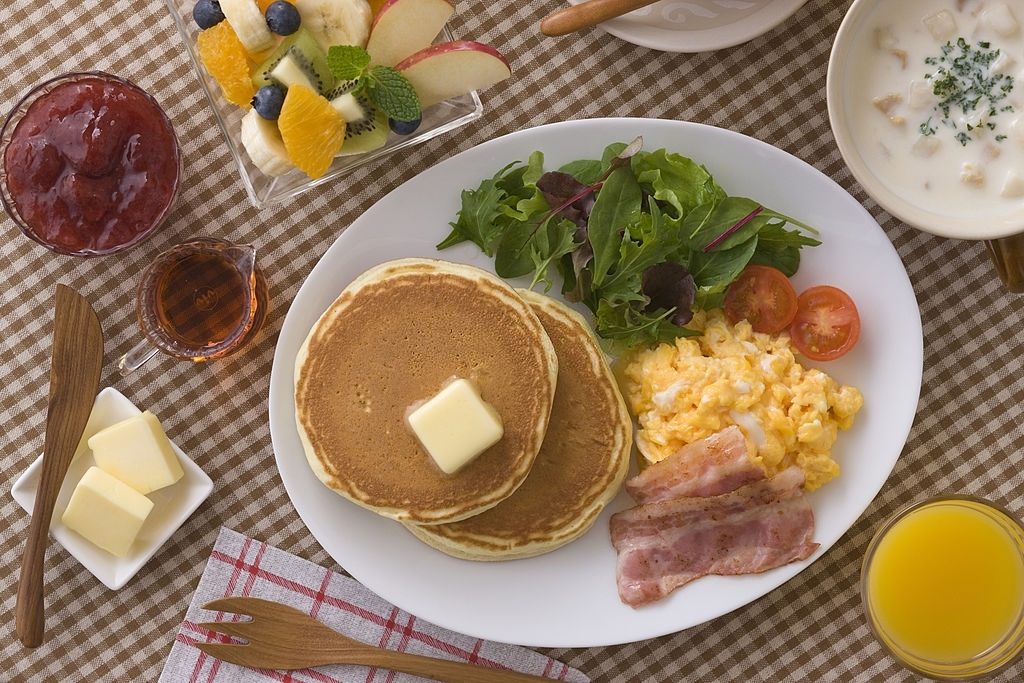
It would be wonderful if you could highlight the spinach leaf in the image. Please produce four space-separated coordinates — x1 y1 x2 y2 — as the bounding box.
748 222 822 276
588 166 642 287
689 235 759 287
600 198 678 293
493 218 537 278
695 284 729 311
685 197 769 252
558 159 603 184
601 142 628 169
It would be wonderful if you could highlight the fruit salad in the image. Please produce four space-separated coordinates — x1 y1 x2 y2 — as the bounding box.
192 0 512 180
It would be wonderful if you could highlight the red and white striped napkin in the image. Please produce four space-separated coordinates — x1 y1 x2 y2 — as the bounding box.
160 527 589 683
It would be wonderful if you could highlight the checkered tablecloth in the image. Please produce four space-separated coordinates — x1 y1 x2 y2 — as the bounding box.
2 1 1023 681
161 528 588 682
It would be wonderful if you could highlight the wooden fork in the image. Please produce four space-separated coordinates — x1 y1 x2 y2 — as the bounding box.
196 597 557 683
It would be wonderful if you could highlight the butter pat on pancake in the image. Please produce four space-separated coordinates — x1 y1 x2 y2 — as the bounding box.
294 259 558 524
407 291 632 560
407 379 505 475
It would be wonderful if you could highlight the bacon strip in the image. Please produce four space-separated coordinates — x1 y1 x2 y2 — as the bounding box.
611 467 818 607
626 426 764 504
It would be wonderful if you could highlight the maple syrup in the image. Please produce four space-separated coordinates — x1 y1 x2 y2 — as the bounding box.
132 239 268 365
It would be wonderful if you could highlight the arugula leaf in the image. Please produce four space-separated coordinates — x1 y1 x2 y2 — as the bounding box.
632 149 726 220
438 163 520 253
588 166 642 287
530 219 577 290
595 299 698 353
558 159 603 184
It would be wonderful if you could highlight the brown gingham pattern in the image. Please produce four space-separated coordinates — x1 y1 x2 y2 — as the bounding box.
0 0 1022 681
162 528 589 682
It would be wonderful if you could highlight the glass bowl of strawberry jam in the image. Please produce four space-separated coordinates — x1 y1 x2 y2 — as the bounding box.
1 72 181 257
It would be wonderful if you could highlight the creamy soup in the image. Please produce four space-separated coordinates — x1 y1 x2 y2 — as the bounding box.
848 1 1024 219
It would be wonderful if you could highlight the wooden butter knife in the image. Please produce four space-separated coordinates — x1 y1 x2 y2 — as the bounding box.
16 284 103 648
540 0 660 37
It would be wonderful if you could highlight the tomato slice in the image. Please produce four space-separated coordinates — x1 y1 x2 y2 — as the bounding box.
723 265 799 334
789 286 861 361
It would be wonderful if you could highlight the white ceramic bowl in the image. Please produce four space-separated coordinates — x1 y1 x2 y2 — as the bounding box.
826 0 1024 241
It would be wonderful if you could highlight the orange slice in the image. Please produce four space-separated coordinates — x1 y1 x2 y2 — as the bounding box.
278 85 346 179
197 22 256 108
257 0 292 10
368 0 389 16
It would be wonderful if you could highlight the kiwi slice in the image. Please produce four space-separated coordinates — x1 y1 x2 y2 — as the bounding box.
328 83 389 156
252 29 335 95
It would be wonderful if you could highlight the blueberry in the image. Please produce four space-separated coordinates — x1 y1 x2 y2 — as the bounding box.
192 0 225 30
265 1 301 36
252 85 286 120
389 117 422 135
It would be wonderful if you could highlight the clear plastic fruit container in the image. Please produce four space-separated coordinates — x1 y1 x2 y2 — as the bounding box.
163 0 483 208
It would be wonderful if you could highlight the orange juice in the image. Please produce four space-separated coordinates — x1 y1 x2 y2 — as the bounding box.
863 498 1024 679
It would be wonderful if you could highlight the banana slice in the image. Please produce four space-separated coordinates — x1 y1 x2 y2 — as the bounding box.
240 109 295 177
221 0 276 53
294 0 372 50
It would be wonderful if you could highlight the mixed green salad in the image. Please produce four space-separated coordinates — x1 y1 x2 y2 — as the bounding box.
438 138 821 349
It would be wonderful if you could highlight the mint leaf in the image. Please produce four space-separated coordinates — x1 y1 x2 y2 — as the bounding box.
366 66 421 121
327 45 371 82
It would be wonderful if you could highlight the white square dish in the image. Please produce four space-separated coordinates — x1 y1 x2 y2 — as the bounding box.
10 387 214 590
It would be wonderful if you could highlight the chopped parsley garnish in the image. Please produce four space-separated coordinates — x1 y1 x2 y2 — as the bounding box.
920 37 1015 146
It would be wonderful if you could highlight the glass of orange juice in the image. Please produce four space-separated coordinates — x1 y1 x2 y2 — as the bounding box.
862 496 1024 679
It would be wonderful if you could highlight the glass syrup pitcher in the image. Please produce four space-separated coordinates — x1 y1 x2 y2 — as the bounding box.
118 238 269 374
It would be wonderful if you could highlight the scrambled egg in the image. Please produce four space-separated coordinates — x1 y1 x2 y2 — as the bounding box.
621 310 863 490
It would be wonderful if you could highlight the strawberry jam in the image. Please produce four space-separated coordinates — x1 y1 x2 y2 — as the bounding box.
1 73 180 256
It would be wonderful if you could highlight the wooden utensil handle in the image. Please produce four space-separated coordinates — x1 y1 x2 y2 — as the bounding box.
15 491 56 648
540 0 658 36
339 647 557 682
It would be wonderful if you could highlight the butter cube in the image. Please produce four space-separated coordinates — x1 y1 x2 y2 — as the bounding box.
407 379 504 474
62 467 154 557
88 411 183 495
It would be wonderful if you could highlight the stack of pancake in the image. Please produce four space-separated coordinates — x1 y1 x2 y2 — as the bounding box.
294 258 632 560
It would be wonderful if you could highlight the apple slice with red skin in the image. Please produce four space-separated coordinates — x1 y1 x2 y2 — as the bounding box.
397 41 511 109
367 0 454 67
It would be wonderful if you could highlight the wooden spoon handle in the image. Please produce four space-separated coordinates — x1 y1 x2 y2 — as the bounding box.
540 0 659 36
340 647 557 682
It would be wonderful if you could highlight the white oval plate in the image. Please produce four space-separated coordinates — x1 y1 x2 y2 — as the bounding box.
566 0 809 53
268 118 922 648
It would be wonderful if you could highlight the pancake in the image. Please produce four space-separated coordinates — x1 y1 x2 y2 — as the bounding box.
294 258 558 525
406 290 632 560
